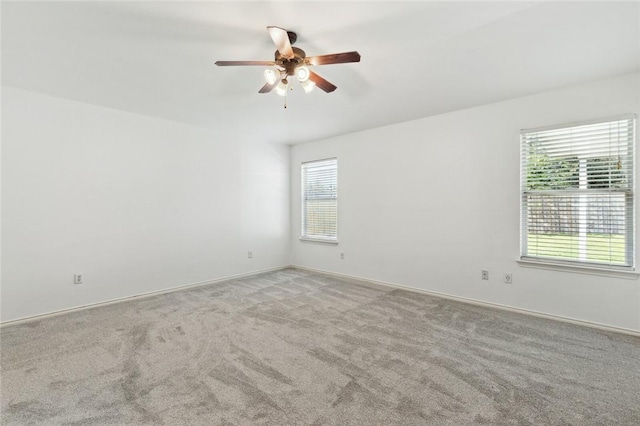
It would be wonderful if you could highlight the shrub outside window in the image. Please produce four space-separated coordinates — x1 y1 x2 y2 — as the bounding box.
520 116 635 269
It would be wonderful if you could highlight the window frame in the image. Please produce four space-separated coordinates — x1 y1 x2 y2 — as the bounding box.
300 157 338 244
519 115 636 272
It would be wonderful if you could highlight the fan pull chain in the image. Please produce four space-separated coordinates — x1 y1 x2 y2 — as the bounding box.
284 82 292 109
284 82 287 109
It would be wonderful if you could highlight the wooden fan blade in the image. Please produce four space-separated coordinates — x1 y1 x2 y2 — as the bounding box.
308 71 337 93
267 26 294 59
259 81 278 94
215 60 275 66
306 51 361 66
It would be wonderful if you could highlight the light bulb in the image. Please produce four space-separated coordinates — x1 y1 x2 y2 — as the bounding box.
275 80 288 96
301 80 315 93
264 69 278 85
296 66 310 82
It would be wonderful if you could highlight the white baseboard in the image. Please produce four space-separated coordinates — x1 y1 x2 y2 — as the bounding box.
291 265 640 338
0 265 290 327
5 264 640 338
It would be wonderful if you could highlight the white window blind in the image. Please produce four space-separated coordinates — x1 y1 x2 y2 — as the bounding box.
521 115 635 269
301 158 338 242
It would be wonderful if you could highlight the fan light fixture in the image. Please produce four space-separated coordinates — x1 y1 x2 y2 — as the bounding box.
267 66 313 95
275 79 288 96
296 66 310 82
264 69 278 85
301 79 315 93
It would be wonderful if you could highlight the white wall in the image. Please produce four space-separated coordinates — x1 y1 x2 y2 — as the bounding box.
4 73 639 330
290 72 640 332
1 87 290 322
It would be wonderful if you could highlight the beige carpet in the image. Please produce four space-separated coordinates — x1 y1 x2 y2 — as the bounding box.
1 268 639 425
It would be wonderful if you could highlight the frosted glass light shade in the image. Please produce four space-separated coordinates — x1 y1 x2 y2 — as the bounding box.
296 66 310 82
301 80 315 93
264 69 278 85
275 80 288 96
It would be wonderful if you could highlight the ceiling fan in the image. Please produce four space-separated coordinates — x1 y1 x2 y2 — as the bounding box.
215 26 360 97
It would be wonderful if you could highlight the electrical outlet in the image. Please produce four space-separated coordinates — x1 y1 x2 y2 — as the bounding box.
504 273 513 284
74 274 83 285
248 251 253 259
481 270 489 280
340 253 345 259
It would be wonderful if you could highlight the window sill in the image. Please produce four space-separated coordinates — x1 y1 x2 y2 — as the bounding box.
517 258 639 280
299 237 339 245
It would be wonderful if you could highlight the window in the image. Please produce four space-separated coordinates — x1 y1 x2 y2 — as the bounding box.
301 158 338 242
521 115 635 269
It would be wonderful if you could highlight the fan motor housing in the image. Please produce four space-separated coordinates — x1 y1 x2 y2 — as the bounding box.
275 47 306 75
286 31 297 45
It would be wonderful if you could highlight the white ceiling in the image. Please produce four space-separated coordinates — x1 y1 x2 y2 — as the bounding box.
2 1 639 145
